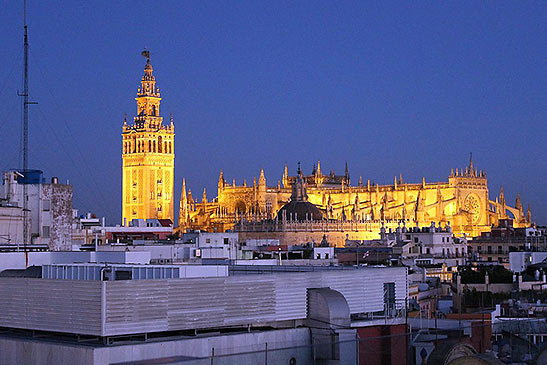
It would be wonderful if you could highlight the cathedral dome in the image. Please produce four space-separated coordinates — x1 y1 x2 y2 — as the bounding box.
277 201 324 221
277 163 324 221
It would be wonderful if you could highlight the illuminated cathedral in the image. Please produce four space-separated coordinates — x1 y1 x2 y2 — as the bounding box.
120 53 531 242
178 157 531 242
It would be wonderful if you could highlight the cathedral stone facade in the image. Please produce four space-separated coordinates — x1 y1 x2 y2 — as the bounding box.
179 158 531 241
122 54 175 224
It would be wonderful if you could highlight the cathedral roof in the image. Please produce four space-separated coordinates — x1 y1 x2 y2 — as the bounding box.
276 201 324 221
276 164 324 221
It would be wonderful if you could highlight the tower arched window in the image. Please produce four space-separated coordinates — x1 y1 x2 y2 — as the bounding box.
152 105 157 116
132 136 136 153
169 142 172 154
153 140 156 152
158 136 163 153
164 142 167 154
148 140 151 152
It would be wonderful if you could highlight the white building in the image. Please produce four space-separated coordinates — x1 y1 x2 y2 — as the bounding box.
0 170 73 250
183 231 239 260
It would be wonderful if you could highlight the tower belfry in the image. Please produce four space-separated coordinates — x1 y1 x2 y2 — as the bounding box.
122 51 175 225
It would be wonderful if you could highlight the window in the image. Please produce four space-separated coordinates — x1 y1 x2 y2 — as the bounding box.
42 200 51 211
414 237 418 243
325 253 329 259
206 238 211 243
224 238 229 245
488 257 492 262
316 253 321 259
42 226 50 238
384 282 396 311
426 248 431 254
487 246 492 254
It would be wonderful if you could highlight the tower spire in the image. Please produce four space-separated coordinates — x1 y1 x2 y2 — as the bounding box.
468 152 474 176
218 170 225 192
178 179 188 228
282 163 289 188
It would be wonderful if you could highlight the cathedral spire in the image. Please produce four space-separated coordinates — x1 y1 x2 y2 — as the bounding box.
282 163 289 188
178 179 188 228
218 170 224 192
259 168 266 186
468 152 474 175
344 162 350 184
499 185 505 206
516 193 523 212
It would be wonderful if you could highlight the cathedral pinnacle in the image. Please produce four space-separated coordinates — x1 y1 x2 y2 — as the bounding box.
218 170 225 190
468 152 474 174
259 168 266 186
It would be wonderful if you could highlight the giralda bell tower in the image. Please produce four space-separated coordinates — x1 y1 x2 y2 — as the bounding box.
122 51 175 225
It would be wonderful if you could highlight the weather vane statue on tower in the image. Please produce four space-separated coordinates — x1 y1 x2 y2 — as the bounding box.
141 49 150 61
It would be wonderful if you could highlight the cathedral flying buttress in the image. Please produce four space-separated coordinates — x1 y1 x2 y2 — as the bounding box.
177 156 532 239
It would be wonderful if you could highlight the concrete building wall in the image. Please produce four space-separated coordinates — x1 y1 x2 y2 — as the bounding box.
0 171 73 250
44 183 74 251
0 251 151 272
0 328 311 365
0 206 23 244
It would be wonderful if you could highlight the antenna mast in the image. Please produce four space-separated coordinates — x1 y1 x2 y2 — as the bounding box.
19 0 37 255
22 0 30 249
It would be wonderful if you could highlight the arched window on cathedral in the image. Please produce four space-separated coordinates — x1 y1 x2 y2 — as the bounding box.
148 140 151 152
164 141 167 154
158 136 163 153
153 140 156 152
123 142 126 154
132 136 136 153
169 142 172 154
152 105 157 116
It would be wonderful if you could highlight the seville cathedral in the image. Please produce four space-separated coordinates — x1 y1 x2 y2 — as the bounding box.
121 54 531 245
178 159 532 246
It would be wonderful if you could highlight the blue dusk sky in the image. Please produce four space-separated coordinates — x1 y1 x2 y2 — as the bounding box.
1 1 546 225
